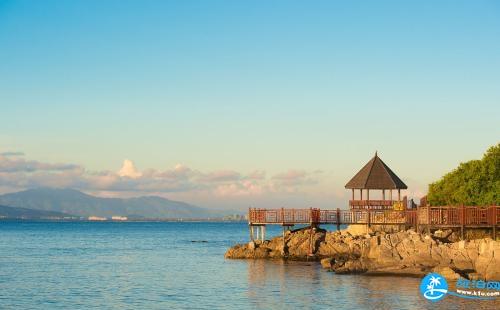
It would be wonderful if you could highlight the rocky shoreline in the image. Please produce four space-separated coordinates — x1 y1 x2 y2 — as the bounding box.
225 226 500 281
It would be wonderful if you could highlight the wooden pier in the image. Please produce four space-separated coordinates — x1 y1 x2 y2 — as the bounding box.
248 206 500 242
247 153 499 246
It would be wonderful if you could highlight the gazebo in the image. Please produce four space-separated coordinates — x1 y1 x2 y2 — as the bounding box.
345 152 408 210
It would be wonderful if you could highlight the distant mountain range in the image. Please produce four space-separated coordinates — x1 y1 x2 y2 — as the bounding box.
0 188 224 219
0 204 76 219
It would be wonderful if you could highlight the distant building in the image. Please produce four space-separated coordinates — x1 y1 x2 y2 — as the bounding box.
88 216 107 221
111 216 128 221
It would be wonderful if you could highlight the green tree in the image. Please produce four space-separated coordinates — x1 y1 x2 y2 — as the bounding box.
427 143 500 206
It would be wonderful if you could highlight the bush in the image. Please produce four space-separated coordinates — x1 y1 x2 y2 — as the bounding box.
427 143 500 206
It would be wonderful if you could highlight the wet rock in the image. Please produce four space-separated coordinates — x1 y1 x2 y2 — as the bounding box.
321 257 334 269
333 259 367 274
225 227 500 280
432 266 460 281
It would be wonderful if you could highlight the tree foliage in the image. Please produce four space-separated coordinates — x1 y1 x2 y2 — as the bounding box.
427 143 500 206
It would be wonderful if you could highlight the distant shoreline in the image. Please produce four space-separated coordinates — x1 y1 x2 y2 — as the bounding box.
0 218 248 223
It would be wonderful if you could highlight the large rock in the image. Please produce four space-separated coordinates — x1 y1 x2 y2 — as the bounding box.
432 266 460 281
474 239 500 280
320 258 334 269
225 227 500 280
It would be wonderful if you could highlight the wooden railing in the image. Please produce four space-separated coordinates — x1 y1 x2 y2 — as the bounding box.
248 206 499 227
349 200 395 207
418 206 500 226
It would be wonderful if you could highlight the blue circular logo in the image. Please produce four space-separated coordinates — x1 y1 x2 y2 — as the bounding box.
420 273 448 302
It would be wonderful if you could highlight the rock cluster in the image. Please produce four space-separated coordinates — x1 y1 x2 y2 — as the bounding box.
224 226 500 280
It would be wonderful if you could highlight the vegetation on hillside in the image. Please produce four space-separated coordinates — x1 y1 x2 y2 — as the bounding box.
427 143 499 206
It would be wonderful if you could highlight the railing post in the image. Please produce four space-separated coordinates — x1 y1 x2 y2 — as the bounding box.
460 205 465 240
367 209 371 229
416 205 419 232
426 205 431 234
415 205 419 231
493 206 497 240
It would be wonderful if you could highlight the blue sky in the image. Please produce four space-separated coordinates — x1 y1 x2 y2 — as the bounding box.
0 1 499 209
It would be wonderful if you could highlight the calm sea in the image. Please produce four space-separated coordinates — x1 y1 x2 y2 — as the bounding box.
0 221 497 309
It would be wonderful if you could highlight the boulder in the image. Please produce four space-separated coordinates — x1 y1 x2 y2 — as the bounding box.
432 266 460 281
433 229 453 242
321 258 334 269
225 227 500 280
333 259 367 274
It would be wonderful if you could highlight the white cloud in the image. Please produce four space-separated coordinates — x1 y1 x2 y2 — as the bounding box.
0 153 332 205
118 159 142 179
0 153 80 173
198 170 241 182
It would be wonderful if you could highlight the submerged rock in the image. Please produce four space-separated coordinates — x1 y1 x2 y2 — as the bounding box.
225 227 500 280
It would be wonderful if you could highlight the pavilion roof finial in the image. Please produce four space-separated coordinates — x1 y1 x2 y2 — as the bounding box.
375 150 378 157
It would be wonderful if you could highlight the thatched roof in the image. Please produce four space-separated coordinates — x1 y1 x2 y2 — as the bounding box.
345 152 407 190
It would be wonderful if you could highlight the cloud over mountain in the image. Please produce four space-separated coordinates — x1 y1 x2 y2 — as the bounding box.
0 152 325 200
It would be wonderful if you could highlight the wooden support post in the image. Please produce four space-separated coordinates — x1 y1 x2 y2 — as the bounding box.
309 227 312 256
282 226 286 248
352 189 354 201
262 226 266 242
382 189 385 200
360 189 363 200
309 207 313 228
308 226 315 256
389 190 392 201
398 189 401 202
250 225 254 241
336 208 340 231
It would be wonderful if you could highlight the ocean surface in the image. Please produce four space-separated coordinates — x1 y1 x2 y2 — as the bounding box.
0 221 497 309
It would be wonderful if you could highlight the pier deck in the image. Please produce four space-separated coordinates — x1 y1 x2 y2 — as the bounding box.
248 206 500 242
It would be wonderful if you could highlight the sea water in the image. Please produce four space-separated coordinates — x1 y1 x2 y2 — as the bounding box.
0 221 497 309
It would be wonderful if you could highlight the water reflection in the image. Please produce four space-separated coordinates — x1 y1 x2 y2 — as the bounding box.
246 260 499 309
